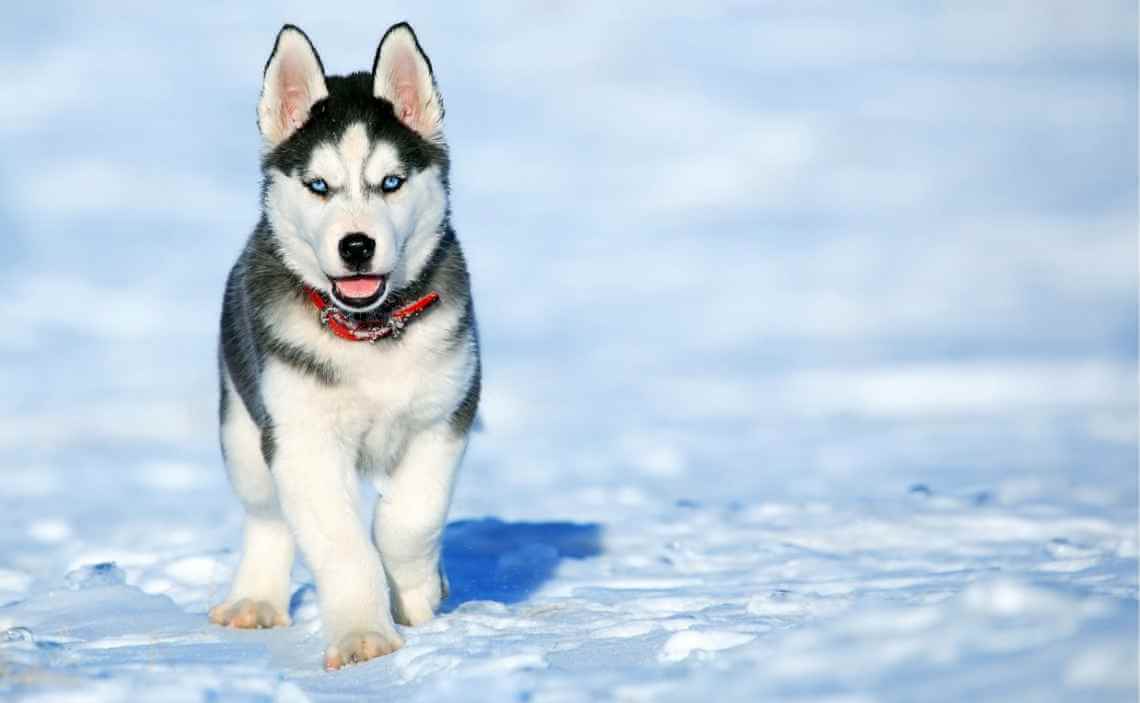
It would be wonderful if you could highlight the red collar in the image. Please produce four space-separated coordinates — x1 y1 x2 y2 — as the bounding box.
303 286 441 343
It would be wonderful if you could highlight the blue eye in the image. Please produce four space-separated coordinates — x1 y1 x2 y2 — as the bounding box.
305 178 329 195
381 175 404 193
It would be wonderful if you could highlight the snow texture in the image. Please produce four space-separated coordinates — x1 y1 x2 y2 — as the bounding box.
0 2 1136 702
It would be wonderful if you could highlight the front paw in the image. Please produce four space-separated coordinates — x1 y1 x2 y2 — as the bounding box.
391 579 442 627
324 629 404 670
209 598 290 629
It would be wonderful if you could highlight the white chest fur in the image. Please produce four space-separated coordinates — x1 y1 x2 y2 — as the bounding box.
260 295 476 476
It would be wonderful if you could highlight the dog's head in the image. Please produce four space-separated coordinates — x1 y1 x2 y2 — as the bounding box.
258 23 448 312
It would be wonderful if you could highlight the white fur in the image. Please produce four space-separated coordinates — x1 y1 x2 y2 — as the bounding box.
219 226 475 655
373 427 466 625
219 23 475 667
260 357 397 644
262 123 449 313
216 371 295 620
252 292 476 649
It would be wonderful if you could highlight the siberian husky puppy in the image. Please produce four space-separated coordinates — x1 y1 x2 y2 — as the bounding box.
210 22 479 670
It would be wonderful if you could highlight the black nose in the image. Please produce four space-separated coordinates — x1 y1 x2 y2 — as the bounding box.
338 233 375 268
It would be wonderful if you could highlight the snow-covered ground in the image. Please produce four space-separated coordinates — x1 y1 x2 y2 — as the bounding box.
1 3 1136 701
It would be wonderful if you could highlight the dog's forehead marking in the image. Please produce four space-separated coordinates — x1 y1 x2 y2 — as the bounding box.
338 123 370 168
298 123 417 206
339 123 370 199
305 123 374 196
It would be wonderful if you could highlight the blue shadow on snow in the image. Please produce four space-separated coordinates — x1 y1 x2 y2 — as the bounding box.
287 518 602 618
440 518 602 611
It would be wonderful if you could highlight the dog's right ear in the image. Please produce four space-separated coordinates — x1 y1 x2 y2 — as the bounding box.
372 23 443 140
258 25 328 147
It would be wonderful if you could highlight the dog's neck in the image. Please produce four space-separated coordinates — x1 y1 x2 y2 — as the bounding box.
303 285 441 343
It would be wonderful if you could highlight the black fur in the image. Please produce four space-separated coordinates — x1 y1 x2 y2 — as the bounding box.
450 363 481 435
262 72 448 188
218 31 480 466
259 422 276 467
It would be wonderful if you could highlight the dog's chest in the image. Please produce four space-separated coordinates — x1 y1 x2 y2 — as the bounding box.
341 343 443 471
342 336 449 419
276 300 472 471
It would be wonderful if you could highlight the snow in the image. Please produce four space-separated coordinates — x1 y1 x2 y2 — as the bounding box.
0 2 1136 702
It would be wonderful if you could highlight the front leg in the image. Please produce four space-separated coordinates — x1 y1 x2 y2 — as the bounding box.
373 426 466 626
265 365 402 669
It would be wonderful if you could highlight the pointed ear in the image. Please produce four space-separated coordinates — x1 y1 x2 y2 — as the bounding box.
372 23 443 139
258 25 328 147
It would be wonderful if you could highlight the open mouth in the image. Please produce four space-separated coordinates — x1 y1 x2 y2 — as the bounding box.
330 275 387 309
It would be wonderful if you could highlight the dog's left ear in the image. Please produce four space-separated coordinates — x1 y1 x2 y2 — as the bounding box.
372 23 443 139
258 25 328 147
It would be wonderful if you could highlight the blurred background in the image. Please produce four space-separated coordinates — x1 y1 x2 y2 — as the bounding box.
0 3 1135 699
0 2 1135 534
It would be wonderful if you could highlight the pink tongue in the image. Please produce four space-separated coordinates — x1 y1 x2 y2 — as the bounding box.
335 277 383 299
